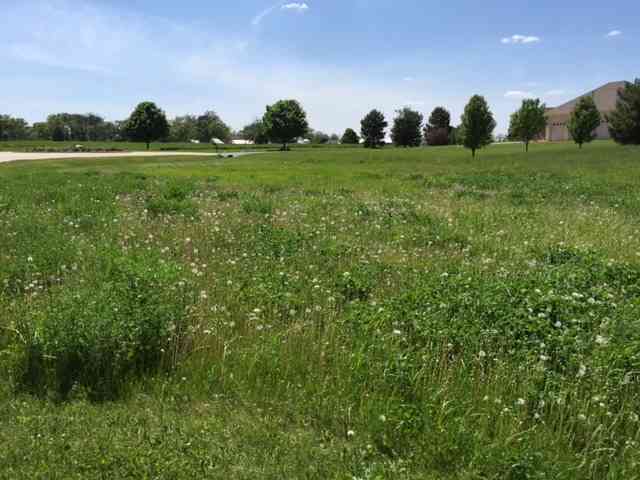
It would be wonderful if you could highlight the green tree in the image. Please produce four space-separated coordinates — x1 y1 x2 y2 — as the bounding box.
428 107 451 130
0 115 29 141
263 100 309 151
360 109 388 148
509 98 547 152
196 111 232 143
169 115 198 142
424 107 452 146
391 107 424 147
567 96 601 148
607 79 640 145
123 102 170 149
460 95 496 158
239 119 269 144
341 128 360 144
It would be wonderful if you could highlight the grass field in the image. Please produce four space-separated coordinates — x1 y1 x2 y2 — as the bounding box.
1 141 640 479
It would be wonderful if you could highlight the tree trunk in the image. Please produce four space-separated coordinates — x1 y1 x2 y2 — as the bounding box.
472 148 476 158
146 141 150 150
525 141 529 153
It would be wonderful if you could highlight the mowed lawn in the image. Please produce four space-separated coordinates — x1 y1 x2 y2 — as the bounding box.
1 142 640 479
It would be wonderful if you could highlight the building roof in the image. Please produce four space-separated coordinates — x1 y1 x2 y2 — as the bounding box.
547 81 626 116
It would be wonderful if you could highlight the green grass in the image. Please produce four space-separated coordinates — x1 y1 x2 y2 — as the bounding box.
1 141 640 479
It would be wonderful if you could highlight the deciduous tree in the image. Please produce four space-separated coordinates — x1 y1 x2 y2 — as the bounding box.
567 96 601 148
509 98 547 152
263 100 309 151
460 95 496 158
123 102 170 150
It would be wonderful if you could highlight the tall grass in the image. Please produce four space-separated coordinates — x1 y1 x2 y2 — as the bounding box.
1 142 639 478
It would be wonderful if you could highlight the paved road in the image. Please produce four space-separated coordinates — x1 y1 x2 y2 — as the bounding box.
0 151 261 164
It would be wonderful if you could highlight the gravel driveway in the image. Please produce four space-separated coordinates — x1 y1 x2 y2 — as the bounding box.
0 151 261 164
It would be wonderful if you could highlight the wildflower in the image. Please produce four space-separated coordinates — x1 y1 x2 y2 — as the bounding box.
27 256 34 263
347 430 355 437
516 398 526 406
595 335 609 346
393 329 402 336
379 415 387 422
578 414 587 421
478 350 487 358
577 364 587 378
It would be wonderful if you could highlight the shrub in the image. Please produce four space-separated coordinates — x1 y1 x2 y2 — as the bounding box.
8 253 194 400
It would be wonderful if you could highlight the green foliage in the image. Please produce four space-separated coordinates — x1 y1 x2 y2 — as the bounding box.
123 102 170 149
239 119 270 144
391 107 424 147
607 79 640 145
424 107 452 146
341 128 360 145
263 99 309 150
567 96 601 148
460 95 496 157
196 110 232 143
360 109 388 148
509 98 547 152
0 115 29 141
9 253 193 400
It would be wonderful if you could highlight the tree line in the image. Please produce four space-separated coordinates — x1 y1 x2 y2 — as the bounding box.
2 79 639 154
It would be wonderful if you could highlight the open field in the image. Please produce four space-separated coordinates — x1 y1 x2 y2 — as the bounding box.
1 141 640 479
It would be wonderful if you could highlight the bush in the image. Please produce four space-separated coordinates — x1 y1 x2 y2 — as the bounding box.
8 253 194 400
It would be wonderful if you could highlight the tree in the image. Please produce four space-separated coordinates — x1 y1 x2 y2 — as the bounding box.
262 99 309 151
567 96 601 148
508 98 547 152
170 115 198 142
459 95 496 158
123 102 170 149
341 128 360 144
0 115 29 141
424 107 452 146
196 111 232 143
360 110 388 148
239 119 269 144
306 129 331 144
391 107 424 147
607 79 640 145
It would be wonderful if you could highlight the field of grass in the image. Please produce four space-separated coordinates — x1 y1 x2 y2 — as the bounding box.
1 141 640 479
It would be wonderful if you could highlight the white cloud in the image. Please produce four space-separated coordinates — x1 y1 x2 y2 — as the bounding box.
544 89 565 96
252 1 309 26
281 2 309 12
403 76 415 82
501 34 541 45
504 91 533 99
252 3 281 25
606 30 622 38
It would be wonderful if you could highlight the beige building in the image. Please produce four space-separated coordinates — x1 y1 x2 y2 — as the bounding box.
545 81 625 142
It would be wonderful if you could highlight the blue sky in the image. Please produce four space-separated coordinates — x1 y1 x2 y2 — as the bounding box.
0 0 637 134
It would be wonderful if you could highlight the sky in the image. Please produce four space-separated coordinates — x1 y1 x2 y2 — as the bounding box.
0 0 638 135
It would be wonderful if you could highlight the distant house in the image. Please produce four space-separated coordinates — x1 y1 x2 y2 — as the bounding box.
190 139 200 144
297 138 310 144
545 81 625 141
232 139 254 145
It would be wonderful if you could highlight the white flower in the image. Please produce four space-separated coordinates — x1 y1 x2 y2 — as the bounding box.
27 256 34 263
516 398 526 406
577 364 587 378
595 335 609 346
347 430 355 437
393 329 402 336
478 350 487 358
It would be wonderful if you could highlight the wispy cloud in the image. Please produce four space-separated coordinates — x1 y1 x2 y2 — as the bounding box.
504 91 533 99
501 34 541 45
544 89 566 96
282 2 309 12
606 30 622 38
252 1 309 25
403 76 415 82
